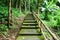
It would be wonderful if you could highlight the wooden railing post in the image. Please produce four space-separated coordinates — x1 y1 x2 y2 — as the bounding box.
39 21 48 40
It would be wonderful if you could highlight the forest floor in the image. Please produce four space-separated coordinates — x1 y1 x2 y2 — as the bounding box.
0 16 24 40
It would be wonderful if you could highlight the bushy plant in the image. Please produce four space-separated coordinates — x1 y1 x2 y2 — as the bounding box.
40 0 60 35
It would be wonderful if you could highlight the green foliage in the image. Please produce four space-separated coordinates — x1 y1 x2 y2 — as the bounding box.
40 0 60 35
0 24 8 36
0 24 8 31
9 26 14 29
57 30 60 36
12 8 19 17
0 0 60 36
0 5 20 35
2 31 8 36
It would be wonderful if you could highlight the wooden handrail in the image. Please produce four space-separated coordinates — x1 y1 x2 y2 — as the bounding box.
32 13 48 40
32 12 59 40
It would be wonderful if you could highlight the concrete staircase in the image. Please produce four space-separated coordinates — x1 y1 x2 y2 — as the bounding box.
16 14 44 40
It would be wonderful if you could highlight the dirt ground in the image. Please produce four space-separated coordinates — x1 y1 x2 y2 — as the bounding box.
0 17 24 40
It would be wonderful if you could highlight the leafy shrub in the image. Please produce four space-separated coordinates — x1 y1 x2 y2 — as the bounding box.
0 24 8 31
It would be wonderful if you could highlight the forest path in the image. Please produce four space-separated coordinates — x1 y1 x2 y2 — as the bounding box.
16 14 44 40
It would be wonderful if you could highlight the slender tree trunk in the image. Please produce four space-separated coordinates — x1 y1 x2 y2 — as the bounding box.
25 0 26 14
8 0 12 28
19 0 21 13
29 0 30 12
37 0 40 14
16 0 18 9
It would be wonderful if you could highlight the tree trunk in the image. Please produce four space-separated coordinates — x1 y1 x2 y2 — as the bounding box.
16 0 19 9
29 0 30 12
8 0 12 28
19 0 21 13
37 0 40 14
25 0 26 14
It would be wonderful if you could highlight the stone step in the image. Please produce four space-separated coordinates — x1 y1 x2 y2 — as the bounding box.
23 23 38 26
24 18 35 20
16 14 44 40
19 29 41 34
22 26 38 27
18 34 42 36
23 23 38 25
24 20 37 23
21 27 39 29
16 35 44 40
24 14 35 20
